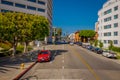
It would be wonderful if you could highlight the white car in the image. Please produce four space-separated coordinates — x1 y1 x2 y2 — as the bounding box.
102 51 117 58
69 42 74 45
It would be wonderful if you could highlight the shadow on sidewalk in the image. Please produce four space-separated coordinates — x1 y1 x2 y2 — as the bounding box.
0 50 39 73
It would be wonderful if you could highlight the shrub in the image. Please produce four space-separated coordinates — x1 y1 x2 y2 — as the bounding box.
112 46 120 52
16 45 24 53
0 43 11 51
28 46 33 51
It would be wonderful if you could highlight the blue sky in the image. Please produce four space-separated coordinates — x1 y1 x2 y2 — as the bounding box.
53 0 107 34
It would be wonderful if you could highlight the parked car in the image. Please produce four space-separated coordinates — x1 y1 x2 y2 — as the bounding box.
76 42 82 46
94 48 99 52
82 44 86 48
90 46 96 51
97 49 103 54
102 50 117 59
37 50 51 62
87 45 93 50
69 42 74 46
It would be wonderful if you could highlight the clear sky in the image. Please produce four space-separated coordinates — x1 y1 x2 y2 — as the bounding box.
53 0 107 34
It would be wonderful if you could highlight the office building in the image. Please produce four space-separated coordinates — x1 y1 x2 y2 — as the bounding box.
97 0 120 48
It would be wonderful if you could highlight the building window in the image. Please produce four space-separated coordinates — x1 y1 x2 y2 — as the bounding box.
38 8 45 12
114 23 118 28
108 40 111 44
114 14 118 19
1 0 13 6
114 31 118 36
104 40 107 44
38 1 45 5
104 24 111 29
27 6 36 10
15 3 26 8
104 9 112 15
104 17 111 22
104 32 111 36
1 9 12 12
114 6 118 11
114 40 118 44
27 0 36 3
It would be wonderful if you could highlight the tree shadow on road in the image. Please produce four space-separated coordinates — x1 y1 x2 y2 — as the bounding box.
50 49 68 61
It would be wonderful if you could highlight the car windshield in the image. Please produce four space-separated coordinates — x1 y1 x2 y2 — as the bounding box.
39 51 48 54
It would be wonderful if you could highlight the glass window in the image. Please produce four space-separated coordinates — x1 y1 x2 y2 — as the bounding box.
114 40 118 44
38 8 45 12
114 14 118 19
38 1 45 5
108 40 111 44
1 0 13 6
108 32 111 36
27 0 36 3
104 32 111 36
104 40 107 44
104 17 111 22
104 24 111 29
1 9 12 12
114 6 118 11
114 23 118 28
104 9 112 15
27 6 36 10
15 3 26 8
114 31 118 36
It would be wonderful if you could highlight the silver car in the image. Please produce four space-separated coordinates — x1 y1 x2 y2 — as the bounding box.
102 50 117 58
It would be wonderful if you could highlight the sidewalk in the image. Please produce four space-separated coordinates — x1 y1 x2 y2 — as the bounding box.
0 61 34 80
0 47 40 80
111 59 120 65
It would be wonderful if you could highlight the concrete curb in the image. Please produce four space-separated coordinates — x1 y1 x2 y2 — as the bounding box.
13 61 37 80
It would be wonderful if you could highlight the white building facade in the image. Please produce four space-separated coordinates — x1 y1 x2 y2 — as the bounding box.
0 0 53 42
97 0 120 48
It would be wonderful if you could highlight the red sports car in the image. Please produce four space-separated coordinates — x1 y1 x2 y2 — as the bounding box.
37 50 51 62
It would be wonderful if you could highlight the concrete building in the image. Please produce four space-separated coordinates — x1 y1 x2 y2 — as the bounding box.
94 22 99 40
0 0 53 42
97 0 120 48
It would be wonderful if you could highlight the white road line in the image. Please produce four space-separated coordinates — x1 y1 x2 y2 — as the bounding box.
49 61 52 64
62 66 64 69
62 60 64 63
63 44 65 49
62 56 64 59
62 76 64 79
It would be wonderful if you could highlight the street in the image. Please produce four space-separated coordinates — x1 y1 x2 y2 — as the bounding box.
20 44 120 80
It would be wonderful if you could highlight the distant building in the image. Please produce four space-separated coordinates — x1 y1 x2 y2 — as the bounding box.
94 22 99 40
74 31 80 42
97 0 120 48
0 0 53 42
68 33 75 42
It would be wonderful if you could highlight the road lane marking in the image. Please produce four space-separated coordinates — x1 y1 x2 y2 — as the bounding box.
62 76 64 79
70 46 101 80
62 60 64 63
62 56 64 59
63 44 65 49
49 61 52 64
62 66 64 69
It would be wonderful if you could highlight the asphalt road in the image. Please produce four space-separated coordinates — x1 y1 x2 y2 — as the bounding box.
20 44 120 80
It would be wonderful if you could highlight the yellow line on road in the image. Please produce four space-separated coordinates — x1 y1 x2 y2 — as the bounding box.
70 46 101 80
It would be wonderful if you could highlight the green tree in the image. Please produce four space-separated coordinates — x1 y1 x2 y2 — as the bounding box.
90 40 94 46
0 12 49 55
57 28 62 36
79 30 95 42
0 12 18 55
99 41 103 49
94 40 98 47
109 40 113 50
